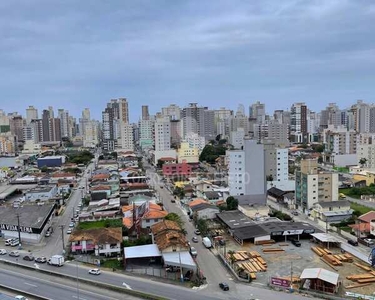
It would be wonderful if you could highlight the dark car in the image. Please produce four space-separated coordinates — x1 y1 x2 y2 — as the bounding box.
219 282 229 291
23 255 34 261
192 236 198 243
219 239 226 246
291 239 301 247
348 239 358 246
184 270 193 281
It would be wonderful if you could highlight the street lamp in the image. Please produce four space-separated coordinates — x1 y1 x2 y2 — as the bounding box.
16 213 22 249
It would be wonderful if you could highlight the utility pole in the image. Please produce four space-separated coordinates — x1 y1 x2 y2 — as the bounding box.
59 225 65 252
290 261 294 293
16 214 21 248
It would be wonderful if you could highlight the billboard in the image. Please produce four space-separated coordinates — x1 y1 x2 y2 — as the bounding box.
270 277 291 288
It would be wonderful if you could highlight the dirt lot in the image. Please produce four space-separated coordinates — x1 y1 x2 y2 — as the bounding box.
223 237 375 296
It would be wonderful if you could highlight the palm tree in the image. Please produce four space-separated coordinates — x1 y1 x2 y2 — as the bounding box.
227 250 236 265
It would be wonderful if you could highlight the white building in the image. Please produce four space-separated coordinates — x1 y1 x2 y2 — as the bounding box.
83 120 99 148
227 139 266 197
119 122 134 151
357 143 375 170
161 104 181 120
230 128 245 149
185 133 206 152
139 119 155 150
155 117 171 152
26 106 38 125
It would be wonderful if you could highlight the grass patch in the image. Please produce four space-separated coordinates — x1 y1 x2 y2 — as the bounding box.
333 166 349 173
350 202 373 215
78 219 122 230
340 226 352 232
100 259 123 270
340 188 361 199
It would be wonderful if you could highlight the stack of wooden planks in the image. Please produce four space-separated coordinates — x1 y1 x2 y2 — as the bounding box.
333 254 353 262
323 254 343 266
311 247 353 263
354 262 372 272
347 272 375 284
262 247 285 253
311 246 332 256
255 239 275 245
232 250 268 279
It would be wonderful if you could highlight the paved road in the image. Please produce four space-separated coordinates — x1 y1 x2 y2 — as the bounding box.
31 162 95 257
346 195 375 210
0 264 138 300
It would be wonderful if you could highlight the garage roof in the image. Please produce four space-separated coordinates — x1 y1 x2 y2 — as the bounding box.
162 251 197 271
216 211 254 229
124 244 161 259
300 268 339 285
233 225 269 240
310 233 341 243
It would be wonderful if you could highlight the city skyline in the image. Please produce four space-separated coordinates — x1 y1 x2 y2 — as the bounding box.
1 1 375 121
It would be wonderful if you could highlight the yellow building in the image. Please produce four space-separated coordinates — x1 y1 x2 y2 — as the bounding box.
353 172 375 186
0 133 16 154
177 142 199 164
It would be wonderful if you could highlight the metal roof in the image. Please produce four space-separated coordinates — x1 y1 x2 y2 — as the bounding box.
310 233 341 243
300 268 339 285
124 244 161 259
162 251 197 271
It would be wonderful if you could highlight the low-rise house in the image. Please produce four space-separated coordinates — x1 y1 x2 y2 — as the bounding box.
91 173 110 182
311 200 352 223
162 163 192 177
349 211 375 235
190 202 220 220
69 227 123 257
90 185 111 198
151 220 189 253
203 191 226 204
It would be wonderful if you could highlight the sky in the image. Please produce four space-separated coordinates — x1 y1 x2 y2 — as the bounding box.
1 0 375 122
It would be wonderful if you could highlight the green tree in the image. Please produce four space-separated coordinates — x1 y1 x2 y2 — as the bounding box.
157 159 165 169
173 186 185 198
359 158 367 166
226 196 238 210
197 219 209 236
165 213 184 229
318 156 323 164
40 165 48 173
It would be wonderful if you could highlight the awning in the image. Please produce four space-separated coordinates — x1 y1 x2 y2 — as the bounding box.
124 244 161 259
310 233 341 243
162 251 197 271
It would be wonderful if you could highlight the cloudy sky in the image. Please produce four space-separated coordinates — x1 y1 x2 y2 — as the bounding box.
1 0 375 121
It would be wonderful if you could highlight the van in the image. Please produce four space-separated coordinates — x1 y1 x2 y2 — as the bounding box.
202 237 212 248
5 238 14 246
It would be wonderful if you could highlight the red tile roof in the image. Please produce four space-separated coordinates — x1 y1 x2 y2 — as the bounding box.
159 157 176 161
90 185 111 191
188 198 208 208
358 211 375 223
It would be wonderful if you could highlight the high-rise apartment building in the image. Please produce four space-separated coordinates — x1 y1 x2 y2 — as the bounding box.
162 104 181 120
0 132 16 154
119 122 134 151
49 118 62 142
290 102 308 143
139 119 154 150
154 117 171 152
323 125 357 155
58 109 70 138
9 115 24 142
142 105 149 120
26 106 38 125
42 109 51 142
250 101 266 123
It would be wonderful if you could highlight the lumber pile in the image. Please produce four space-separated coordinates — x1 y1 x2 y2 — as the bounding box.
345 283 371 289
232 250 268 277
311 246 325 256
354 262 371 272
249 251 261 258
347 273 375 281
278 243 290 247
323 254 343 266
255 239 275 245
262 247 285 253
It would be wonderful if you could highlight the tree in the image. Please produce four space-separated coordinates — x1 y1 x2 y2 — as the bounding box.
359 158 367 167
173 186 185 199
165 213 184 229
218 139 227 145
157 159 165 169
227 250 236 265
197 219 209 236
226 196 238 210
40 165 48 173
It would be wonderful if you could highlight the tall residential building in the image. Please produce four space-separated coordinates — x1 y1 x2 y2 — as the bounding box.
79 108 91 137
49 118 62 142
231 109 249 134
181 103 205 139
320 103 342 130
24 119 43 143
154 117 171 152
357 142 375 170
185 133 206 152
323 125 357 155
227 139 266 197
0 132 16 154
58 109 70 138
290 102 308 143
83 121 99 148
26 106 38 125
351 100 372 133
48 106 54 118
230 128 245 150
253 122 289 147
214 108 233 139
139 119 155 150
42 109 51 142
0 110 10 126
119 122 134 151
9 115 24 142
249 101 266 123
161 104 181 120
170 119 182 147
118 98 129 123
142 105 150 120
203 109 215 141
295 159 339 212
263 141 289 183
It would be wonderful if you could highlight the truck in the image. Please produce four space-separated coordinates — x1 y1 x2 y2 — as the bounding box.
48 255 64 266
202 237 212 248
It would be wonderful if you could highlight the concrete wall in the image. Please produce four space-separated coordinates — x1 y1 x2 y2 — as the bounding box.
244 140 266 196
332 154 357 167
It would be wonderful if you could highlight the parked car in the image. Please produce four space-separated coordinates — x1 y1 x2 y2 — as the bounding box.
192 236 198 243
67 229 72 234
23 255 34 261
363 238 375 246
15 296 28 300
190 247 198 257
194 230 201 235
291 211 299 216
348 239 359 246
166 265 180 272
5 238 14 246
291 239 301 247
0 249 7 255
218 239 226 246
171 199 176 203
9 251 20 257
10 239 20 247
69 222 75 228
35 256 47 263
88 268 101 275
219 282 229 291
45 231 51 237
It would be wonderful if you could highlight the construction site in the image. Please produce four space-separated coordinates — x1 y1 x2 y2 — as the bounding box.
221 238 375 297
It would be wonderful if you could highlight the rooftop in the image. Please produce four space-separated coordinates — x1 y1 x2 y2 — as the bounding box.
26 185 56 194
300 268 339 286
315 200 350 208
216 211 254 229
0 204 55 229
358 211 375 223
190 203 219 212
188 198 208 208
151 220 181 235
69 227 122 244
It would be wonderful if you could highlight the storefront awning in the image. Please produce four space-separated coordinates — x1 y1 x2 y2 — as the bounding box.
162 251 197 271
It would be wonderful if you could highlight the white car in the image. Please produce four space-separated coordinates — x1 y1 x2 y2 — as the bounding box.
15 296 28 300
67 229 72 234
88 268 101 275
0 249 7 255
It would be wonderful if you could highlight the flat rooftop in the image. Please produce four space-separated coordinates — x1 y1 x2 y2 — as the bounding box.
27 185 55 193
0 204 55 229
217 211 254 229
